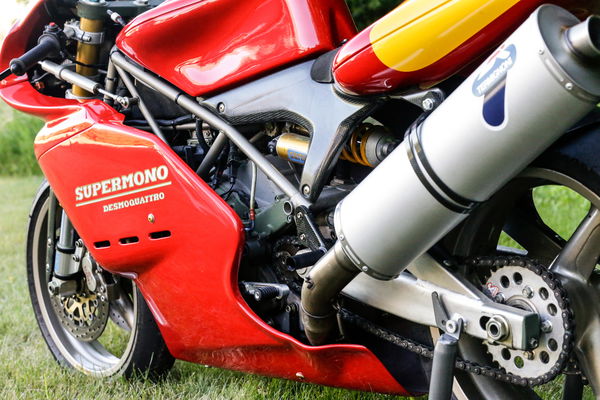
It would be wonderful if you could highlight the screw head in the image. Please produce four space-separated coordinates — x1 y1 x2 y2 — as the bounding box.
299 233 307 241
296 372 305 380
148 213 155 223
47 238 52 246
302 185 311 196
538 48 545 55
217 103 226 113
445 320 458 334
565 82 574 91
361 266 368 272
523 351 534 360
529 338 539 349
540 320 553 333
494 293 505 303
422 98 435 111
522 286 533 298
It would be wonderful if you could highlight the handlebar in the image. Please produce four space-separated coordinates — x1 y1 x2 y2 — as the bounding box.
0 24 63 81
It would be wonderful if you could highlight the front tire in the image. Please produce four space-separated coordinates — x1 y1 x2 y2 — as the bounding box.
27 181 174 378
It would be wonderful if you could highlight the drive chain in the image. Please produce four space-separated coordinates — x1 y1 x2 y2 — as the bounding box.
338 255 575 387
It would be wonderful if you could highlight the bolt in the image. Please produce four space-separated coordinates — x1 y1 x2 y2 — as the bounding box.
217 103 226 113
338 234 345 241
538 48 545 55
523 351 535 360
442 259 453 267
76 240 83 247
296 212 303 219
565 82 574 91
494 293 505 303
117 96 130 108
529 338 539 349
48 282 59 295
72 255 80 262
541 320 553 333
302 185 311 196
296 372 305 380
522 286 533 298
299 234 307 241
445 320 458 334
361 266 369 272
47 238 52 247
422 98 435 111
46 264 51 273
148 213 155 223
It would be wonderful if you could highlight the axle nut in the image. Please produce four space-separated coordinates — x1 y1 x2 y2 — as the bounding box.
486 315 510 341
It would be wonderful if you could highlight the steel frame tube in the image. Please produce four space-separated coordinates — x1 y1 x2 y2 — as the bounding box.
114 65 167 143
196 131 228 179
110 51 309 208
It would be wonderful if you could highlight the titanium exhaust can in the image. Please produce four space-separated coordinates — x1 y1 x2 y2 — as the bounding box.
334 5 600 280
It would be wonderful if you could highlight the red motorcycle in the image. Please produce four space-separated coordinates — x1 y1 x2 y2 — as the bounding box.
3 0 600 398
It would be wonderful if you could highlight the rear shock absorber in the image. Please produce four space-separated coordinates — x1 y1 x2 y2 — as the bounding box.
269 123 400 167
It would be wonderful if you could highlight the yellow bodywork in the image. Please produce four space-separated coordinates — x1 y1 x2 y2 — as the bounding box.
370 0 520 72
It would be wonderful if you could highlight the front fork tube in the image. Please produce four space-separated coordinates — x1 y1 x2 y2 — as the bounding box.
47 191 80 297
54 210 77 278
45 190 57 277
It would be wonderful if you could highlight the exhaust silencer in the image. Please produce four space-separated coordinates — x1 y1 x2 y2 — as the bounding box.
302 5 600 344
335 5 600 280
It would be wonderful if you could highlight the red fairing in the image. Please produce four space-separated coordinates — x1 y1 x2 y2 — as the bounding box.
31 99 404 395
116 0 356 97
333 0 600 95
0 5 405 394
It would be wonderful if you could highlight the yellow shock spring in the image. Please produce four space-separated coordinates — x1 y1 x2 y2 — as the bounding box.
340 124 375 167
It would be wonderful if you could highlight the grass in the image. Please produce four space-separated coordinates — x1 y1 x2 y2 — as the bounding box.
0 104 43 175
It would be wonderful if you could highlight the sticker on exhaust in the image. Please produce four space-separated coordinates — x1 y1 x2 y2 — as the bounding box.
472 44 516 127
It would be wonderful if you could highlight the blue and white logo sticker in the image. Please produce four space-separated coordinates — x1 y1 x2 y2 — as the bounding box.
472 44 516 127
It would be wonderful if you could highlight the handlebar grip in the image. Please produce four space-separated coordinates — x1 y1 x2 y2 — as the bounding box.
9 35 61 76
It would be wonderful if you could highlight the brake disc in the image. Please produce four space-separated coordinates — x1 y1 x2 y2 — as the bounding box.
484 265 567 378
50 251 110 342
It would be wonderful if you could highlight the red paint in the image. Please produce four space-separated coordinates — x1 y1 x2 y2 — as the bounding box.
31 96 405 395
333 0 600 95
116 0 356 97
0 6 403 391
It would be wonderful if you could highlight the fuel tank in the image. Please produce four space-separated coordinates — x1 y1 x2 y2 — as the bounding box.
116 0 356 97
333 0 600 95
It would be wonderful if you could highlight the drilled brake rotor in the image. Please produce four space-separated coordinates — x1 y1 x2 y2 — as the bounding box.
50 252 110 342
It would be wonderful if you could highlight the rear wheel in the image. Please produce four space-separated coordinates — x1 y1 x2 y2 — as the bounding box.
446 128 600 399
27 182 174 377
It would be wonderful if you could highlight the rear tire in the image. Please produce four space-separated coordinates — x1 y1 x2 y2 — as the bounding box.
27 181 174 378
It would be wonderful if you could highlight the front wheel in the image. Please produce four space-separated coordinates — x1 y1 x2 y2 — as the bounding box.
27 181 174 377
